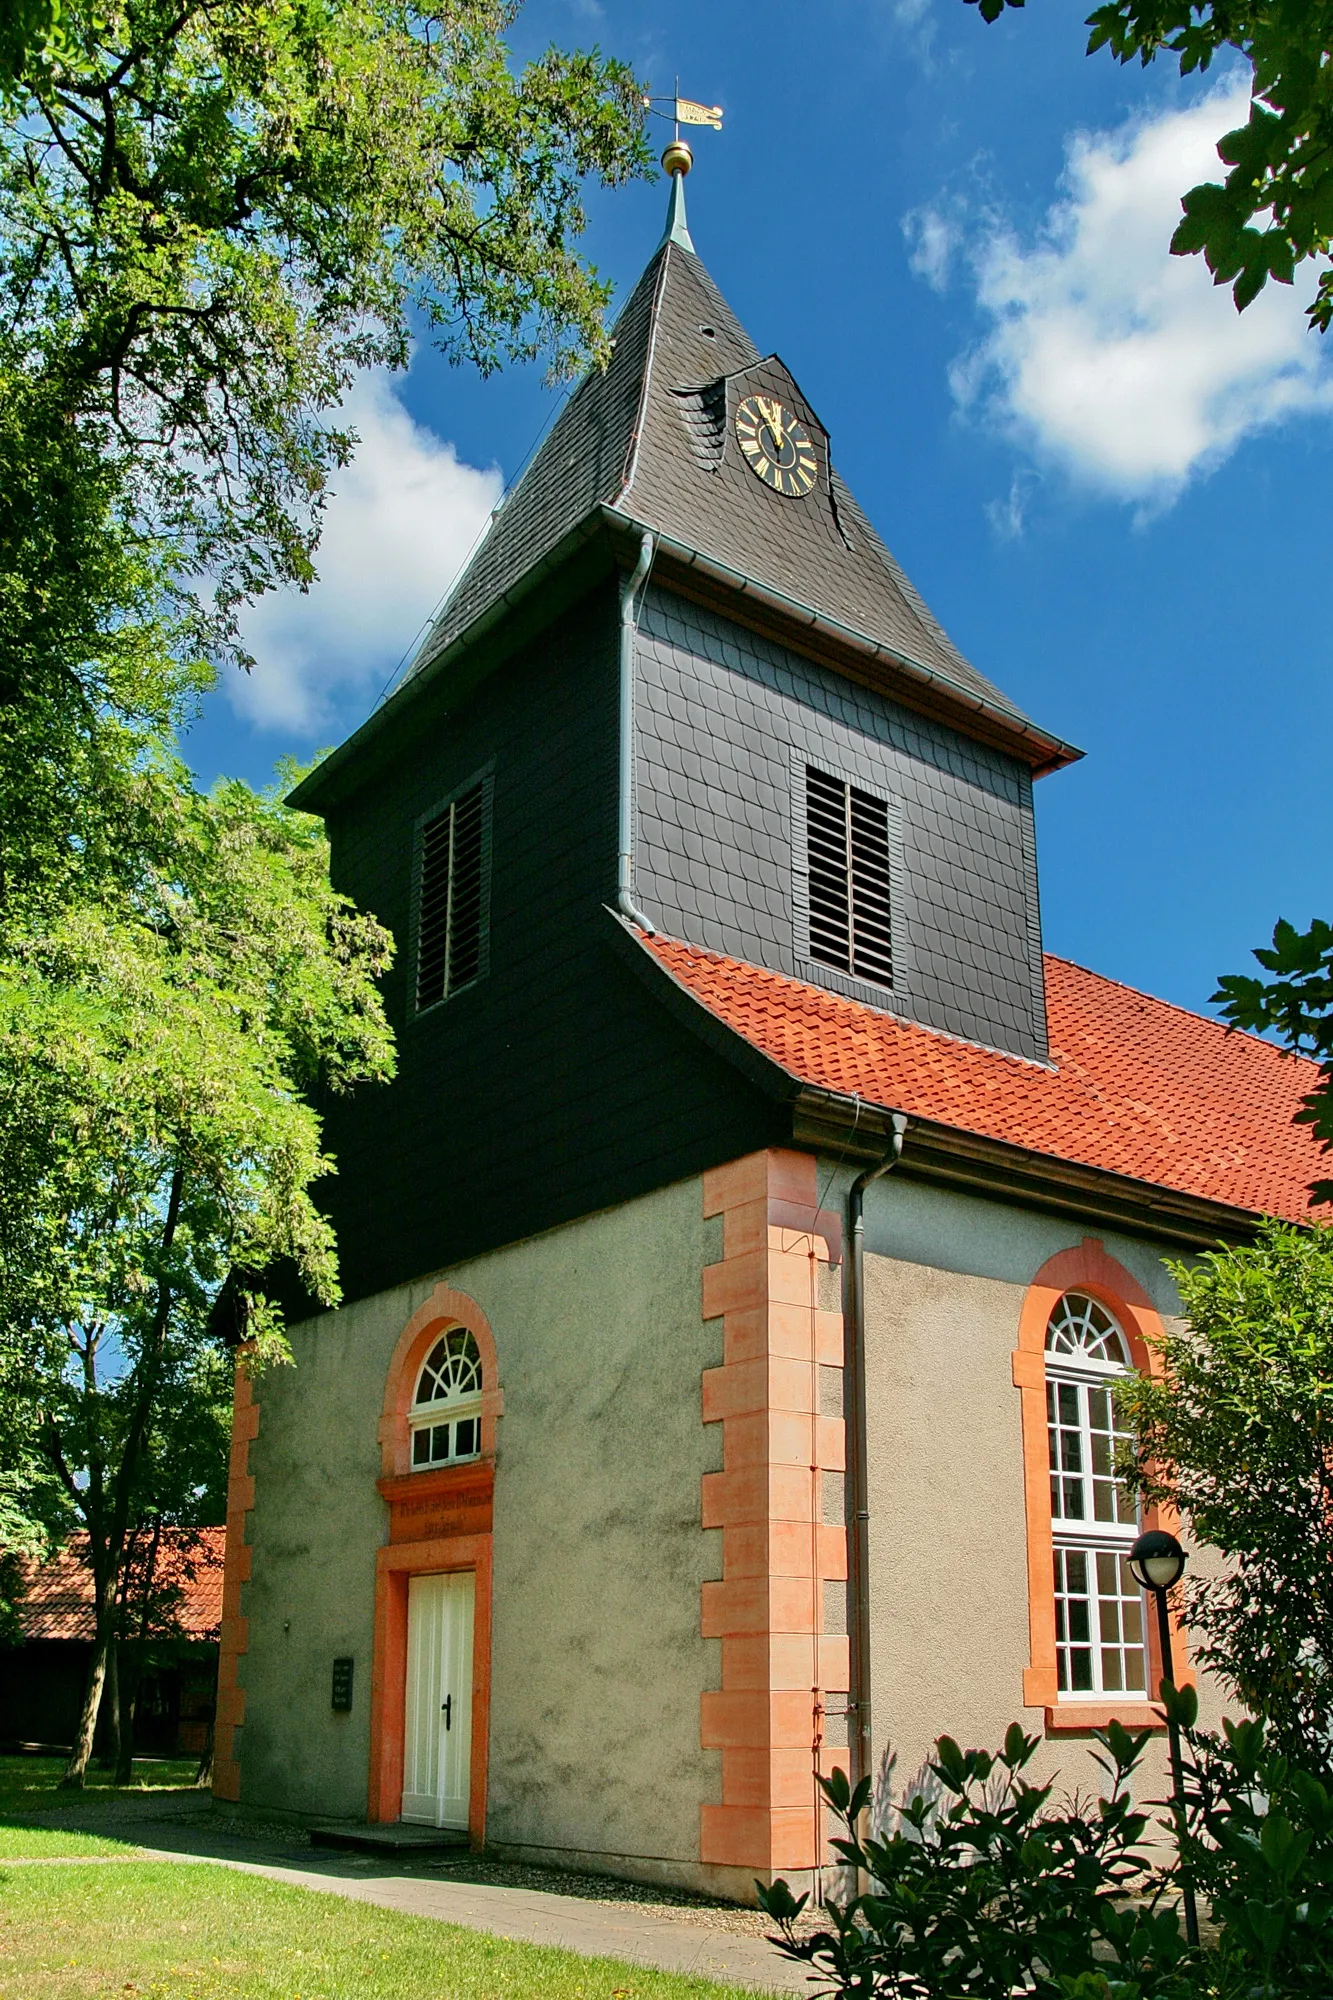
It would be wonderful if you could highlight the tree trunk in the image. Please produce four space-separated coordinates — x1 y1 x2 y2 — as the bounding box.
115 1644 140 1785
195 1714 214 1789
98 1637 120 1770
61 1623 110 1787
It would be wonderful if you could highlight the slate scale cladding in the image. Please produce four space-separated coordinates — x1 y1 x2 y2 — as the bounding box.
633 588 1049 1062
297 192 1077 1300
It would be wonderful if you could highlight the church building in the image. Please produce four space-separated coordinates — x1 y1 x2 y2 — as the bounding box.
213 147 1323 1901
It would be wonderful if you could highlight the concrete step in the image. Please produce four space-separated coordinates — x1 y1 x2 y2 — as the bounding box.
309 1822 471 1856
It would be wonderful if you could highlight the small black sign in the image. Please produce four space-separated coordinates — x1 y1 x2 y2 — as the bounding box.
331 1656 354 1712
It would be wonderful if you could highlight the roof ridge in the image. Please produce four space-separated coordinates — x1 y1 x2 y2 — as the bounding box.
616 241 674 504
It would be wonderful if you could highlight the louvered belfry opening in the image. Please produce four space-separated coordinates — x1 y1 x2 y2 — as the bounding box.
417 782 486 1009
805 765 894 988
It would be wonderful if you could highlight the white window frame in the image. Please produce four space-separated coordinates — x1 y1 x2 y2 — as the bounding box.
1046 1293 1148 1702
408 1329 484 1471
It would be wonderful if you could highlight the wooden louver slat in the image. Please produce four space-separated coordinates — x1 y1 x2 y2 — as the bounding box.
805 766 893 989
416 782 486 1009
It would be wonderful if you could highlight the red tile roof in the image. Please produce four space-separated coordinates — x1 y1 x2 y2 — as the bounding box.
17 1529 225 1644
644 936 1328 1224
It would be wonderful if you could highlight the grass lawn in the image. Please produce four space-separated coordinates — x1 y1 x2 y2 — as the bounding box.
0 1755 199 1815
0 1861 759 1999
0 1754 197 1859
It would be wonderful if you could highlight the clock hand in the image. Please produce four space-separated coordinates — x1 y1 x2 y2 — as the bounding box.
754 395 784 453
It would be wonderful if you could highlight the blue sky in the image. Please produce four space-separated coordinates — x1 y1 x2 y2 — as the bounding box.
183 0 1333 1020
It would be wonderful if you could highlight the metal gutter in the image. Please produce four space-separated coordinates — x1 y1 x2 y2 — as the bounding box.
844 1113 908 1807
290 494 1081 815
616 532 657 932
598 507 1082 776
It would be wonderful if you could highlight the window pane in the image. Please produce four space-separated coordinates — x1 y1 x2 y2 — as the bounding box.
430 1423 450 1462
455 1418 478 1459
1054 1541 1148 1699
412 1429 430 1466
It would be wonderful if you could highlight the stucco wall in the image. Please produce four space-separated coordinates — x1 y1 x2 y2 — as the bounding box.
857 1174 1227 1822
237 1173 724 1868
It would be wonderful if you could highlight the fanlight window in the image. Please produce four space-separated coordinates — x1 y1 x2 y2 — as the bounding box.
1045 1292 1146 1700
1045 1291 1130 1368
409 1329 483 1469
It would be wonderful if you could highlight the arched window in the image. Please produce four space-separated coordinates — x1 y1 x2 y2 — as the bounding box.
409 1329 483 1469
1045 1292 1146 1699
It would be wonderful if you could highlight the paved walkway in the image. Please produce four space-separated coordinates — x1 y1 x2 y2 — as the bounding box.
8 1798 813 1994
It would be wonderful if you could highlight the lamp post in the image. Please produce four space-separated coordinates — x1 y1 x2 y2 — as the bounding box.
1128 1528 1199 1947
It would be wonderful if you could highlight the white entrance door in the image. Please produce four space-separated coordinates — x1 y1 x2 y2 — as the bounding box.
402 1570 474 1827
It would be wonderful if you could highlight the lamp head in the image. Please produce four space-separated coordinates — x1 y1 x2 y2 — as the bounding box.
1128 1529 1187 1592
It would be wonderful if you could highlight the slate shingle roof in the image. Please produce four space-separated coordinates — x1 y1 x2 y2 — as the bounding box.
642 933 1328 1224
410 230 1039 739
17 1529 226 1643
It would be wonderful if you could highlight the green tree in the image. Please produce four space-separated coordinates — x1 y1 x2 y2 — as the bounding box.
0 761 395 1784
1118 1221 1333 1773
1215 920 1333 1205
0 0 648 911
964 1 1333 330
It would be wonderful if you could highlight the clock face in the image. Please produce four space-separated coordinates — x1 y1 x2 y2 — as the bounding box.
735 394 818 498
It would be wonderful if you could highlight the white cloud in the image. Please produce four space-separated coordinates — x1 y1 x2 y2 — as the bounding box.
231 374 502 733
936 79 1333 504
905 204 959 293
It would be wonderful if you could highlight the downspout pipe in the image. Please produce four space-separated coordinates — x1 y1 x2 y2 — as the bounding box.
617 532 656 933
844 1110 908 1809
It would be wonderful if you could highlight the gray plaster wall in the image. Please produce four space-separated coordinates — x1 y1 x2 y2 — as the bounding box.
237 1174 725 1870
633 586 1048 1062
855 1173 1227 1817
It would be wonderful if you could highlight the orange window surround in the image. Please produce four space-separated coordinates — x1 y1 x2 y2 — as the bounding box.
1012 1238 1194 1733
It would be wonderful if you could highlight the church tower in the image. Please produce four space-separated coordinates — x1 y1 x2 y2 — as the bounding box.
290 144 1078 1305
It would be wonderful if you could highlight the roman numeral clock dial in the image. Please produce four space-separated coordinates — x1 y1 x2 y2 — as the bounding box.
735 393 818 497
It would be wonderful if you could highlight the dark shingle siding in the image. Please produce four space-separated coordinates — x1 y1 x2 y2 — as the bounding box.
632 588 1049 1064
321 582 780 1303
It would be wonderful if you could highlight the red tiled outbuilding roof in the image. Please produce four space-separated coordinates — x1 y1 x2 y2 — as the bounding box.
644 936 1327 1224
17 1528 226 1644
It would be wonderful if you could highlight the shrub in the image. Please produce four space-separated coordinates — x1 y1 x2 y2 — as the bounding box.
758 1720 1194 1999
1172 1689 1333 1999
761 1704 1333 2000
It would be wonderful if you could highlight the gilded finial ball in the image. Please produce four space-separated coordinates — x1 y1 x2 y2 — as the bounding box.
662 138 693 178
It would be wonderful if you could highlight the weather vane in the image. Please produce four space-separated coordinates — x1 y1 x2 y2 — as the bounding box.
643 80 723 176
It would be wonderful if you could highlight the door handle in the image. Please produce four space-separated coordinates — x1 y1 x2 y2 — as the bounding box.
442 1694 452 1730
